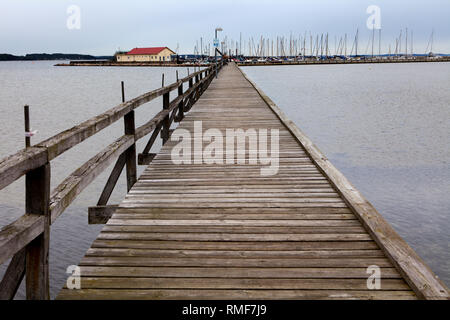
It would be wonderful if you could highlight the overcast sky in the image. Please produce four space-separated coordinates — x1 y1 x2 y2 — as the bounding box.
1 0 449 55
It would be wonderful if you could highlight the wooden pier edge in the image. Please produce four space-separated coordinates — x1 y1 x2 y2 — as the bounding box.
237 65 450 300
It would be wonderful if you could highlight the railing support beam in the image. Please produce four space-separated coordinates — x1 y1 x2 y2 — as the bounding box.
25 162 50 300
122 82 137 191
124 111 137 191
175 81 184 122
161 92 170 144
0 249 26 300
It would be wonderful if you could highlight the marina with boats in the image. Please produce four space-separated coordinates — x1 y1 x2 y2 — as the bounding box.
56 29 450 67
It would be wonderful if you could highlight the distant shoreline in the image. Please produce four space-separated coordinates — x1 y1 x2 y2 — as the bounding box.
55 61 209 67
0 53 112 61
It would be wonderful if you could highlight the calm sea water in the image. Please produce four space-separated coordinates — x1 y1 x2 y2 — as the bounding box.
242 62 450 287
0 61 196 299
0 61 449 299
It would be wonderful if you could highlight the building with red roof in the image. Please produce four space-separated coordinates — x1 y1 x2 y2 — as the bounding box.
116 47 176 63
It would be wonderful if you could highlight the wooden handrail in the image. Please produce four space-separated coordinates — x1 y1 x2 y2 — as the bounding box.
0 61 223 299
49 135 135 224
135 73 210 140
0 67 213 191
0 147 48 191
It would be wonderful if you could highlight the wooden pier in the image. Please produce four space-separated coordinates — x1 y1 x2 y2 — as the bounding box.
0 62 448 300
237 56 450 66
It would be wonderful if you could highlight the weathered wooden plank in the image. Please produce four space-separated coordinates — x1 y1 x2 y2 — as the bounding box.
96 232 372 242
86 248 385 259
73 266 402 279
91 240 379 250
118 202 349 208
79 257 392 268
129 187 335 194
122 197 343 204
88 205 119 225
102 225 366 234
72 277 410 290
110 213 357 220
106 219 359 227
57 289 416 300
0 214 44 265
132 178 332 185
129 193 338 199
0 249 26 300
0 147 47 191
112 207 353 214
122 198 344 204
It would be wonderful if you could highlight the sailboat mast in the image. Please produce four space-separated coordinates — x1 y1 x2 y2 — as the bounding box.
344 33 347 56
378 29 381 56
431 29 434 53
371 27 375 57
303 33 306 57
405 28 408 57
200 37 203 57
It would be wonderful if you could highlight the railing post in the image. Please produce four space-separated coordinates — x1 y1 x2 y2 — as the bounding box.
124 112 137 191
24 105 31 148
195 73 201 100
122 81 137 191
22 104 51 300
161 91 170 144
177 81 184 122
25 162 50 300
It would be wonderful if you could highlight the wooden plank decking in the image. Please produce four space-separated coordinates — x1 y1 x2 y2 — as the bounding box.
57 63 447 300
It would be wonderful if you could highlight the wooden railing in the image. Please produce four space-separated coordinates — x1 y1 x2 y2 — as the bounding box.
0 62 223 300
